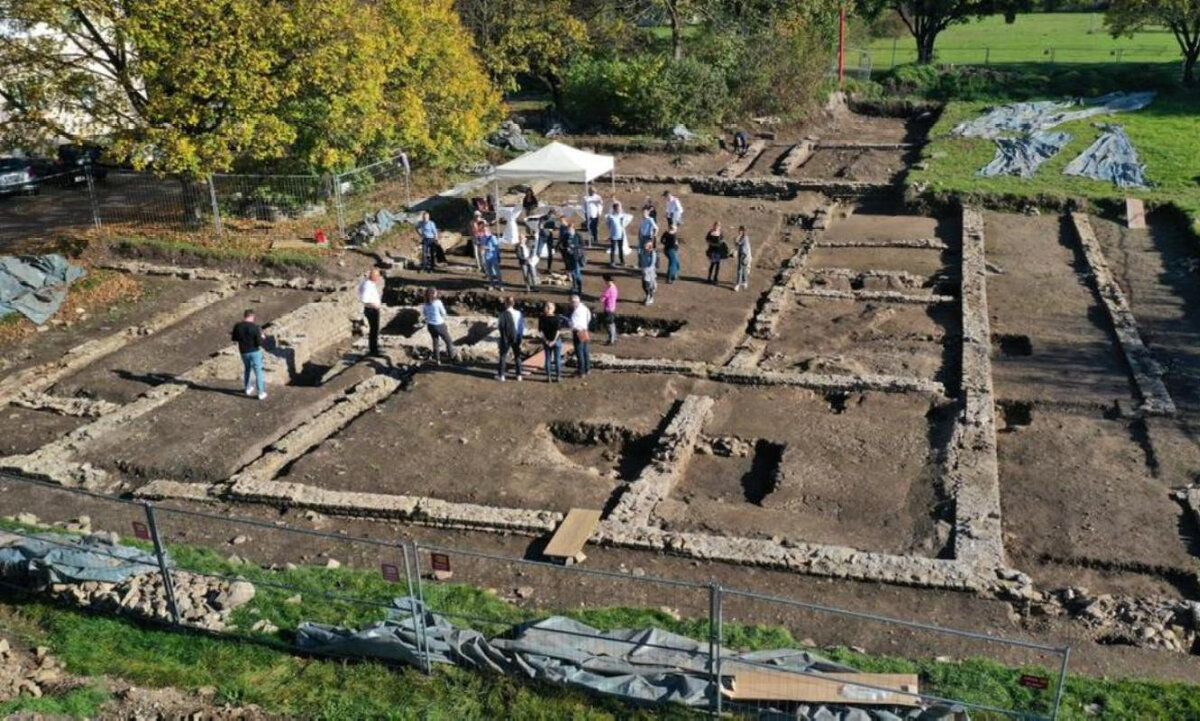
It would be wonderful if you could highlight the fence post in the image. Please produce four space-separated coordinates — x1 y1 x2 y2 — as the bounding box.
1050 646 1071 720
408 543 433 674
984 47 991 66
709 583 723 716
83 165 102 232
141 502 181 627
333 173 347 239
207 175 223 237
890 37 898 68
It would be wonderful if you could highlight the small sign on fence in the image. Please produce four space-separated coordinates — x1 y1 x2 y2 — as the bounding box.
380 562 401 583
1019 674 1050 691
430 552 452 580
131 521 150 541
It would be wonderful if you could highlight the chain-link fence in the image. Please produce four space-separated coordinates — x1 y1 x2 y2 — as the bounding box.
0 472 1070 719
0 152 411 249
840 42 1187 80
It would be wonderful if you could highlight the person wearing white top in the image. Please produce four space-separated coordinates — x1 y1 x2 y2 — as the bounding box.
357 268 384 356
663 191 684 227
569 294 592 377
583 185 603 247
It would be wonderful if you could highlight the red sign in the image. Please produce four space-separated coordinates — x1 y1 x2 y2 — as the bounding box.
430 553 451 573
380 563 400 583
1019 674 1050 691
131 521 150 541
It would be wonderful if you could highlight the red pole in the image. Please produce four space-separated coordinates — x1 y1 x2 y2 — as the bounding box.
838 4 846 86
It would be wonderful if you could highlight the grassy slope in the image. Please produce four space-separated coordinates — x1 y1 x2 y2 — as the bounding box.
865 13 1182 66
3 535 1200 719
911 90 1200 228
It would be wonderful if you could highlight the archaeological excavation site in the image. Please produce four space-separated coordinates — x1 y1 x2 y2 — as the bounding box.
2 103 1200 717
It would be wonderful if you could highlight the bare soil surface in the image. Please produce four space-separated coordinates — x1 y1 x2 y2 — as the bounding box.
792 148 908 183
997 408 1192 573
984 211 1135 408
0 277 216 378
78 351 377 484
0 407 85 457
760 300 955 384
52 288 318 404
616 151 731 177
659 388 947 557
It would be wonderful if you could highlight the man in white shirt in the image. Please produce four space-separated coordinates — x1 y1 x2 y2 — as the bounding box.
357 268 384 356
583 185 603 248
569 294 592 377
663 191 684 228
496 296 525 382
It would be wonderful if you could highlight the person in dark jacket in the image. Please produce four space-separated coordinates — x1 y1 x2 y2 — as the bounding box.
539 301 564 382
231 309 267 400
496 296 525 382
705 221 726 285
661 223 681 283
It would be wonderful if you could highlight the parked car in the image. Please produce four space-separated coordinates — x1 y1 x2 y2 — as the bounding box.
0 157 38 196
55 144 108 184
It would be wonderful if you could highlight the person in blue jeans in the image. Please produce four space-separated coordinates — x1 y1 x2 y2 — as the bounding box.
661 223 681 283
482 230 503 289
538 301 563 382
415 211 438 272
569 294 592 377
231 309 267 400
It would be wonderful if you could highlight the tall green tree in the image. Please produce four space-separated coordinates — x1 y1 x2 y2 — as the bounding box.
854 0 1028 63
456 0 587 103
0 0 500 174
1106 0 1200 84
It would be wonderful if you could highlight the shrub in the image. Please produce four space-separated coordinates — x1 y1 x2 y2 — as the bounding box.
561 55 729 133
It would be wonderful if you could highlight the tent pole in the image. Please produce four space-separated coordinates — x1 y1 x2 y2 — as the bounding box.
610 171 615 199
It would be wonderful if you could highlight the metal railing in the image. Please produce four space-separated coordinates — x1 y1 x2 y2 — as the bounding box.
0 152 411 248
0 471 1070 719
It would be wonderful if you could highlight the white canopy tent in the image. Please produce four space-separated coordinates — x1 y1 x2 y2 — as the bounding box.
489 141 615 205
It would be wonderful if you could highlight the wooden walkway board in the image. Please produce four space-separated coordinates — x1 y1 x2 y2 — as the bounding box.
723 670 920 706
1126 197 1147 229
543 508 602 563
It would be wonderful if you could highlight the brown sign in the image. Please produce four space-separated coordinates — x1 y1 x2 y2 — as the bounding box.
430 553 451 573
380 563 401 583
131 521 150 541
1019 674 1050 691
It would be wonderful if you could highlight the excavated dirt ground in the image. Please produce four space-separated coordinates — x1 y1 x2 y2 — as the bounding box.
5 112 1200 693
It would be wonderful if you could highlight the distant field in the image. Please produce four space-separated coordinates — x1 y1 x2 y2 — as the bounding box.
863 13 1182 67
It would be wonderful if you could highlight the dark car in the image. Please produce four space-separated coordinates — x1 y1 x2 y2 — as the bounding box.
54 144 108 185
0 157 38 196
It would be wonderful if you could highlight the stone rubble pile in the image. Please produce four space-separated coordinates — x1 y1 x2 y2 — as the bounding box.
0 637 66 701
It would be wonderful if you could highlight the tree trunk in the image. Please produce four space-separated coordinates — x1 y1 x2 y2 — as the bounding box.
1184 46 1198 85
669 11 683 60
916 28 938 64
179 174 207 230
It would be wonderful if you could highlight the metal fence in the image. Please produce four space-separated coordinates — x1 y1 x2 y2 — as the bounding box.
0 152 411 249
839 42 1187 80
0 472 1070 719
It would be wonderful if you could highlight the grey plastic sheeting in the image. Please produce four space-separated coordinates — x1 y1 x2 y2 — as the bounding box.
1063 124 1149 189
0 254 86 326
952 91 1155 139
978 131 1072 178
0 532 161 586
298 598 968 719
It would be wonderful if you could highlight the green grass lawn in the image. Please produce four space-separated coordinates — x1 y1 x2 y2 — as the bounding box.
909 88 1200 231
4 528 1200 719
864 12 1184 68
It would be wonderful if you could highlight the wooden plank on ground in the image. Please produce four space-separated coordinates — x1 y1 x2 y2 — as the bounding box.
723 670 920 706
1126 197 1147 229
543 508 602 564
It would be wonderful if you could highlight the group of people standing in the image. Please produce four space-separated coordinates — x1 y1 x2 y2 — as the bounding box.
346 183 758 384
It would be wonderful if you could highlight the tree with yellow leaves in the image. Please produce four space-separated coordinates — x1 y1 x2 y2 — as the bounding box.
0 0 501 174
